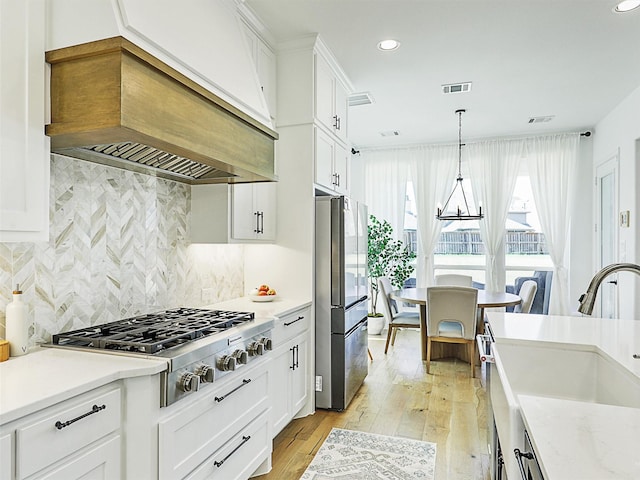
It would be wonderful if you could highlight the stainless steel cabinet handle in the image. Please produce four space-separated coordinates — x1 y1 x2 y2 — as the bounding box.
258 211 264 234
336 173 340 187
514 448 534 479
294 344 299 369
284 315 304 327
333 115 338 129
214 435 251 468
214 378 251 403
253 211 259 233
55 404 106 430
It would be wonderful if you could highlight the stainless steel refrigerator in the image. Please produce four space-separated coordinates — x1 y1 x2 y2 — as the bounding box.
315 195 368 410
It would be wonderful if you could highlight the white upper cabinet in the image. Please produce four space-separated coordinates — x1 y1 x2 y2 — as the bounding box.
191 183 276 244
277 36 354 195
231 183 276 241
315 128 349 195
315 53 348 143
0 0 50 242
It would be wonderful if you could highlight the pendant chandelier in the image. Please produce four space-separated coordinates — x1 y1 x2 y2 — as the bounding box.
436 109 484 221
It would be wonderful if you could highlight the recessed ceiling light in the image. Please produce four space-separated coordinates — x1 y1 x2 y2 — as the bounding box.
377 39 400 51
614 0 640 12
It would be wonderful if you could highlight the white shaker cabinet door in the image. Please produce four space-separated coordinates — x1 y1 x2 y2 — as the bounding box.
290 334 309 417
0 432 11 479
231 182 276 242
0 0 50 242
30 435 121 480
315 127 336 191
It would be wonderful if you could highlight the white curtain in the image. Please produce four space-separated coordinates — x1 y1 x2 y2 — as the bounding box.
526 133 580 315
363 149 409 240
410 145 457 287
468 140 523 292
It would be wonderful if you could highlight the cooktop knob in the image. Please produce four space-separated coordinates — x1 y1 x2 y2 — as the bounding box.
259 337 273 351
232 349 248 365
217 355 236 372
195 364 214 383
178 372 200 392
248 341 264 356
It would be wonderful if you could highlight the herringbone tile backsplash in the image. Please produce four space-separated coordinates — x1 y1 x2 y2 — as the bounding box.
0 155 244 345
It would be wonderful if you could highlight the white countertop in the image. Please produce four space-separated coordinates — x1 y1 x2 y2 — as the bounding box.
0 296 312 426
207 296 312 320
0 347 167 425
487 312 640 479
519 395 640 479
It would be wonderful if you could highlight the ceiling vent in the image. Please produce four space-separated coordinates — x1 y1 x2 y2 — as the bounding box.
380 130 400 137
348 92 374 106
442 82 472 94
528 115 555 124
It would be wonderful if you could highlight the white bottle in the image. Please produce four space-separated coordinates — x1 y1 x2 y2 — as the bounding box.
6 284 29 357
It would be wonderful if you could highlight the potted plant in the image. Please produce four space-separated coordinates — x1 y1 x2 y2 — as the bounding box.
367 214 416 335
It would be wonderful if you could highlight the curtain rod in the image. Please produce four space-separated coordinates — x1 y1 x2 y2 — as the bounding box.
354 130 592 154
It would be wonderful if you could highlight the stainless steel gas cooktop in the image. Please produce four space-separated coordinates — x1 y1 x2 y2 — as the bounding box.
51 307 255 354
46 307 274 407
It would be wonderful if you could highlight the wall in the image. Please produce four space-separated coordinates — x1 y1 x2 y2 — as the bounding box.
593 84 640 320
0 155 244 346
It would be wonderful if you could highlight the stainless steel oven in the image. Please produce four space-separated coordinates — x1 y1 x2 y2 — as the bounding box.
514 429 545 480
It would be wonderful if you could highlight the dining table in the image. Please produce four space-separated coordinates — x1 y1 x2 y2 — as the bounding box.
390 287 522 361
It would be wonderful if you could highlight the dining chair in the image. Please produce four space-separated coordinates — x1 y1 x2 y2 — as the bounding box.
434 274 473 287
378 277 421 354
513 280 537 314
426 286 479 377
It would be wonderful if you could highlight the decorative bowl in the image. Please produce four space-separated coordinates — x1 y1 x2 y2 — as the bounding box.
249 294 277 302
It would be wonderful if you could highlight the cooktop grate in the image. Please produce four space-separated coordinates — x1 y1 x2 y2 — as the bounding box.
52 308 255 354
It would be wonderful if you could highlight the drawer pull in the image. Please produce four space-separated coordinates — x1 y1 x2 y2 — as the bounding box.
213 435 251 468
284 316 304 327
214 379 251 403
55 404 106 430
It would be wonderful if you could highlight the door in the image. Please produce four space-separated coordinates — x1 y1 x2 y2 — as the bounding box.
596 153 619 318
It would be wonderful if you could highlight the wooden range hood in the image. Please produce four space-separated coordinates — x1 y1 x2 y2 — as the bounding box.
45 37 278 184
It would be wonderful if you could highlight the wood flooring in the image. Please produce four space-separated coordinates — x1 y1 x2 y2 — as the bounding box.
255 329 490 480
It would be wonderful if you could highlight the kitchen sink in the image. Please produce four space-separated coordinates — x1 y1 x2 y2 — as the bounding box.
490 341 640 479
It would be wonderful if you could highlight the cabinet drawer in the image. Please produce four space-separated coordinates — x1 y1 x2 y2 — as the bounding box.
158 363 269 480
16 387 121 479
185 410 271 480
32 435 121 480
272 307 311 345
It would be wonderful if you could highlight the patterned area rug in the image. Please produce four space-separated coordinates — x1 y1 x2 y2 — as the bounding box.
300 428 436 479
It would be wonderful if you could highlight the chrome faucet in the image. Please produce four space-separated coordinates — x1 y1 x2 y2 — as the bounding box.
578 263 640 315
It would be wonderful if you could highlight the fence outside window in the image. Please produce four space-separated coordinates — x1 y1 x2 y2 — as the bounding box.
403 230 548 255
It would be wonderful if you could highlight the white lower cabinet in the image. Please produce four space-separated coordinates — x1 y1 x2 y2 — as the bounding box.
31 435 121 480
270 307 311 435
158 361 271 480
0 385 122 480
1 432 12 479
185 411 270 480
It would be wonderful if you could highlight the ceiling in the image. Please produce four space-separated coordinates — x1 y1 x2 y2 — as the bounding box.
244 0 640 149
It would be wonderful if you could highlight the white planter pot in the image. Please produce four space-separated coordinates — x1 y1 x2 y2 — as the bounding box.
368 315 385 335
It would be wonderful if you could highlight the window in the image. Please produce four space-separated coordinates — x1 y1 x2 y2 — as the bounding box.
403 175 551 288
